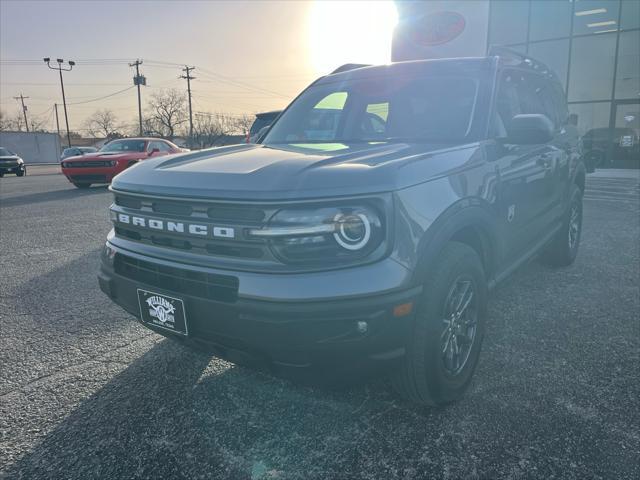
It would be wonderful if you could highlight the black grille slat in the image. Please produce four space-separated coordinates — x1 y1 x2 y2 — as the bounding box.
115 196 142 209
152 202 193 216
114 253 238 303
69 161 112 167
207 206 265 223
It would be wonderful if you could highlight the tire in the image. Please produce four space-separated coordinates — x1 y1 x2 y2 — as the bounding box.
73 183 91 189
542 185 583 267
0 172 4 178
393 242 487 406
16 168 25 177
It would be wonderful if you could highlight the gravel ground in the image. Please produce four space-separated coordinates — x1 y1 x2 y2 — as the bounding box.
1 169 638 479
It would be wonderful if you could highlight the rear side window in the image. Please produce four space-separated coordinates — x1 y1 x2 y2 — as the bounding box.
494 70 565 134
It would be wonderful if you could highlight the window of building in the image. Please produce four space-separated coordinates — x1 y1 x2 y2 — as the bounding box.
489 0 529 46
569 102 611 137
569 33 617 101
621 0 640 30
528 39 570 90
615 30 640 99
572 0 620 36
530 0 572 41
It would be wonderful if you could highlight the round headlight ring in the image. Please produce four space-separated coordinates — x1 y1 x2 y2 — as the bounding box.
333 212 371 251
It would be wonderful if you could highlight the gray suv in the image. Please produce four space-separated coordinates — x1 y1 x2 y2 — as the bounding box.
99 53 584 406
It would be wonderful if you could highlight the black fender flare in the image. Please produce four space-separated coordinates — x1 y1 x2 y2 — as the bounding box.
412 199 501 287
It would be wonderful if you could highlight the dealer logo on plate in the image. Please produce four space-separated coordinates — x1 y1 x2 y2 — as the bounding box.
146 296 176 324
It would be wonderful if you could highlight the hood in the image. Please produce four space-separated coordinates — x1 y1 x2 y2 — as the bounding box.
0 155 20 161
64 151 145 162
111 142 481 201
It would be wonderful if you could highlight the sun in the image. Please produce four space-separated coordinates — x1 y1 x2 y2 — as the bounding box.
307 0 398 76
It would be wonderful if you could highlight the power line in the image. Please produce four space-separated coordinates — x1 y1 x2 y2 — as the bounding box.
66 86 135 105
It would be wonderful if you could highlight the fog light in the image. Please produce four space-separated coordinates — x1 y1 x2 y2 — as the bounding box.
356 321 368 334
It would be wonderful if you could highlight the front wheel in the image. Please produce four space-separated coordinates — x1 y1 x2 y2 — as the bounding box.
73 182 91 189
393 242 487 406
543 185 583 267
16 168 25 177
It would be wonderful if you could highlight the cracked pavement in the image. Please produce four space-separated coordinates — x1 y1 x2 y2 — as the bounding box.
1 167 638 479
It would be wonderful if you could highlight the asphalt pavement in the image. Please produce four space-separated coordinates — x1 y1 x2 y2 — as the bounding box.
1 167 638 479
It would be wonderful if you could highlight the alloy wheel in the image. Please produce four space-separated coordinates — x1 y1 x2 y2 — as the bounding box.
440 277 477 376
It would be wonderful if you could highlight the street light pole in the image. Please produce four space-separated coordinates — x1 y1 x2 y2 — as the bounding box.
44 58 75 148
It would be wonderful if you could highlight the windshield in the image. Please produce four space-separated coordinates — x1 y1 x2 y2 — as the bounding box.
100 139 146 153
0 147 13 156
263 74 479 145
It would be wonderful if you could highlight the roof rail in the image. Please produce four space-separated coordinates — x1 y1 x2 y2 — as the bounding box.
330 63 371 74
489 45 559 80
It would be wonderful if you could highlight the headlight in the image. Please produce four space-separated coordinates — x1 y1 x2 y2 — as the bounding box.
249 204 385 266
109 160 117 166
61 162 68 168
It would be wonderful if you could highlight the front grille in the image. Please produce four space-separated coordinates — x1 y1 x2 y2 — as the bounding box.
114 253 239 303
68 161 112 167
70 174 108 183
0 161 18 167
112 192 274 262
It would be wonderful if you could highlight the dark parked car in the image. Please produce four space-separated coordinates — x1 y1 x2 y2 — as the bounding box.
582 127 640 169
60 146 98 161
100 53 584 406
0 147 26 177
247 110 282 143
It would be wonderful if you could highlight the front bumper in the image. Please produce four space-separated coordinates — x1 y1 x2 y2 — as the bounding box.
62 165 125 184
0 162 24 174
98 242 420 376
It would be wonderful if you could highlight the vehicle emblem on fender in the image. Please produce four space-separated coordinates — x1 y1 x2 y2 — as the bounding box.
146 296 176 324
507 204 516 223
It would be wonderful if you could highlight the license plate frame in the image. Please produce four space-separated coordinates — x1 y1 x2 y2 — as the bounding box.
137 289 188 336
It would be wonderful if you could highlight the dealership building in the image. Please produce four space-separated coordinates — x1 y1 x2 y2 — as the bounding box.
393 0 640 166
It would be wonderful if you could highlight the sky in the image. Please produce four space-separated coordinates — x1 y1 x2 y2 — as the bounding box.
0 0 398 134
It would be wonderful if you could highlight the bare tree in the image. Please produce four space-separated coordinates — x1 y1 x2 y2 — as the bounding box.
192 112 250 148
83 109 120 138
233 114 254 137
145 89 187 139
0 109 26 131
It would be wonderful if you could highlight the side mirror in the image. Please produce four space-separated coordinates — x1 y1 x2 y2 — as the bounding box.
506 114 554 145
148 148 160 156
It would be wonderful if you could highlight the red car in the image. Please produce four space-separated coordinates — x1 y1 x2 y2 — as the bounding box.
60 138 184 188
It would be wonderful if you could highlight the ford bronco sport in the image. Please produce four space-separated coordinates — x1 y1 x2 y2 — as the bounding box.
99 52 585 406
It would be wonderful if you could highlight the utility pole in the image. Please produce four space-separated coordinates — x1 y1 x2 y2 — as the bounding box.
129 59 145 136
44 58 75 148
54 103 61 138
180 66 196 144
13 93 30 132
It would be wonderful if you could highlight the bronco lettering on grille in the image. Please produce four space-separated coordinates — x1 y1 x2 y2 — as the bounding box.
114 212 235 239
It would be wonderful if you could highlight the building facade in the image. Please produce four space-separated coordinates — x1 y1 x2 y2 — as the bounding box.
393 0 640 166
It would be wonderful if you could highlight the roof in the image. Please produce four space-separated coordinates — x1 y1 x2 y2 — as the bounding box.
316 57 493 85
